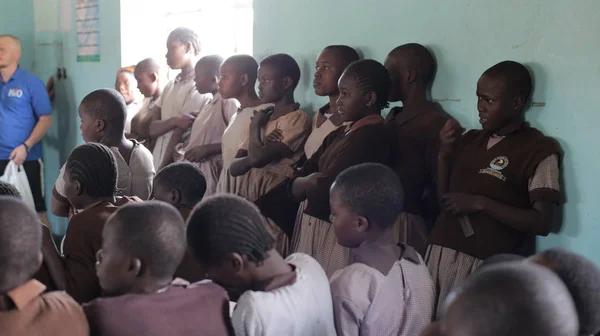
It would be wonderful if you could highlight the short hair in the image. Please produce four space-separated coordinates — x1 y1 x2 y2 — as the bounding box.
332 163 403 229
134 58 161 75
187 194 274 266
0 181 21 199
167 27 201 56
482 60 532 100
0 197 42 292
389 43 435 85
260 53 301 89
444 263 579 336
65 143 117 198
342 59 391 110
0 35 22 50
477 253 524 272
106 202 186 280
155 162 207 207
223 54 259 84
196 55 224 77
537 248 600 335
323 45 361 67
80 88 127 137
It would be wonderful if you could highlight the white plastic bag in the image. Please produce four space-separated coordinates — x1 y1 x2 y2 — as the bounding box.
0 161 36 210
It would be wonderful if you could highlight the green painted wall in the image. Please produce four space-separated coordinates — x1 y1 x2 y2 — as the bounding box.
254 0 600 263
0 0 34 71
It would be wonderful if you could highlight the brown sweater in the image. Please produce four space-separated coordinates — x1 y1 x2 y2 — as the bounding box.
300 119 395 222
429 125 561 259
173 207 206 283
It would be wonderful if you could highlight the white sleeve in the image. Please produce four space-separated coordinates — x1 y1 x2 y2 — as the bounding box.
232 294 265 336
54 164 67 197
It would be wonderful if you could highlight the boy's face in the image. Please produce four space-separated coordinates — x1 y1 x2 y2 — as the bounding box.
78 106 102 143
115 72 137 105
257 64 286 104
195 66 217 95
476 74 521 132
336 72 369 122
330 187 364 248
165 39 190 70
219 62 244 99
96 222 136 296
383 54 404 102
134 71 157 98
313 49 345 97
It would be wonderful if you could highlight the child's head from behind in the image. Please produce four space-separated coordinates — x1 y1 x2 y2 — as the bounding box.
337 59 391 122
0 181 21 199
194 55 224 95
165 27 200 70
152 162 207 208
0 197 42 293
219 54 258 100
78 88 127 143
258 53 300 104
134 58 161 98
438 263 578 336
115 70 137 105
384 43 435 102
313 45 360 97
477 61 532 132
64 143 117 210
187 195 274 291
96 202 186 296
329 163 403 248
528 248 600 335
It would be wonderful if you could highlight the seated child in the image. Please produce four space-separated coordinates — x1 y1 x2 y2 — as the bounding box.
149 27 211 170
62 143 140 303
152 162 207 282
176 55 239 196
428 262 578 336
0 196 89 335
0 181 64 291
329 163 434 335
384 44 451 254
427 61 562 317
186 194 336 336
291 59 396 277
51 88 155 217
131 58 163 151
528 248 600 335
115 68 141 134
229 53 312 255
84 202 232 336
216 55 272 175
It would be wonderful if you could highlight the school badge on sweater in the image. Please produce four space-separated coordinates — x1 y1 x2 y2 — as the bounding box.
479 156 509 181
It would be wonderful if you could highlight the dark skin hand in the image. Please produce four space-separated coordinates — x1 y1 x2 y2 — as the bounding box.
290 172 321 201
184 143 221 162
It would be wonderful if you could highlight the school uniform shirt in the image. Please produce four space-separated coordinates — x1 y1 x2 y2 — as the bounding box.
183 93 239 196
232 253 336 336
0 280 89 336
303 103 349 160
62 198 140 303
152 75 210 169
124 100 142 134
130 97 159 151
330 242 435 336
83 278 232 336
53 141 155 205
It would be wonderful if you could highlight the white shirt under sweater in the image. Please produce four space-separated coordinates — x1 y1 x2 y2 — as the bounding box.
232 253 336 336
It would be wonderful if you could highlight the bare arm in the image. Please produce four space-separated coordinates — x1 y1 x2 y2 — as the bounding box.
230 150 253 177
158 128 183 170
26 115 52 148
149 114 176 137
478 199 555 236
247 121 293 168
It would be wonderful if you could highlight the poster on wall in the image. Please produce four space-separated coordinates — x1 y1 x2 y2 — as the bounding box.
76 0 100 62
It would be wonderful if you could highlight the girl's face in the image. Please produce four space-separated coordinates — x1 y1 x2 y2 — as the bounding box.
313 49 345 97
336 72 371 122
218 61 243 100
165 39 190 70
257 64 285 104
115 72 137 104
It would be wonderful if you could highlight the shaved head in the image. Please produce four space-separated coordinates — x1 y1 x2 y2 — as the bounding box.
0 35 22 68
442 263 579 336
134 58 161 76
388 43 435 85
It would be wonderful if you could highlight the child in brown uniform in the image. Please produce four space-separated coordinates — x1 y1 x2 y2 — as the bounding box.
427 61 561 317
384 43 450 255
291 60 396 277
61 143 139 303
152 162 207 282
131 58 163 151
0 197 89 336
229 54 312 255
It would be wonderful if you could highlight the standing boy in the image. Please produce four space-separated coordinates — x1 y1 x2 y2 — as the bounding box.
329 163 434 335
427 61 561 316
131 58 162 151
149 27 210 170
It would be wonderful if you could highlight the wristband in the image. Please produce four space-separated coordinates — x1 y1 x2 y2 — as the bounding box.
22 143 30 153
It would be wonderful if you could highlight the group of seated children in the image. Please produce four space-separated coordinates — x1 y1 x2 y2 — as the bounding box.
1 25 598 336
